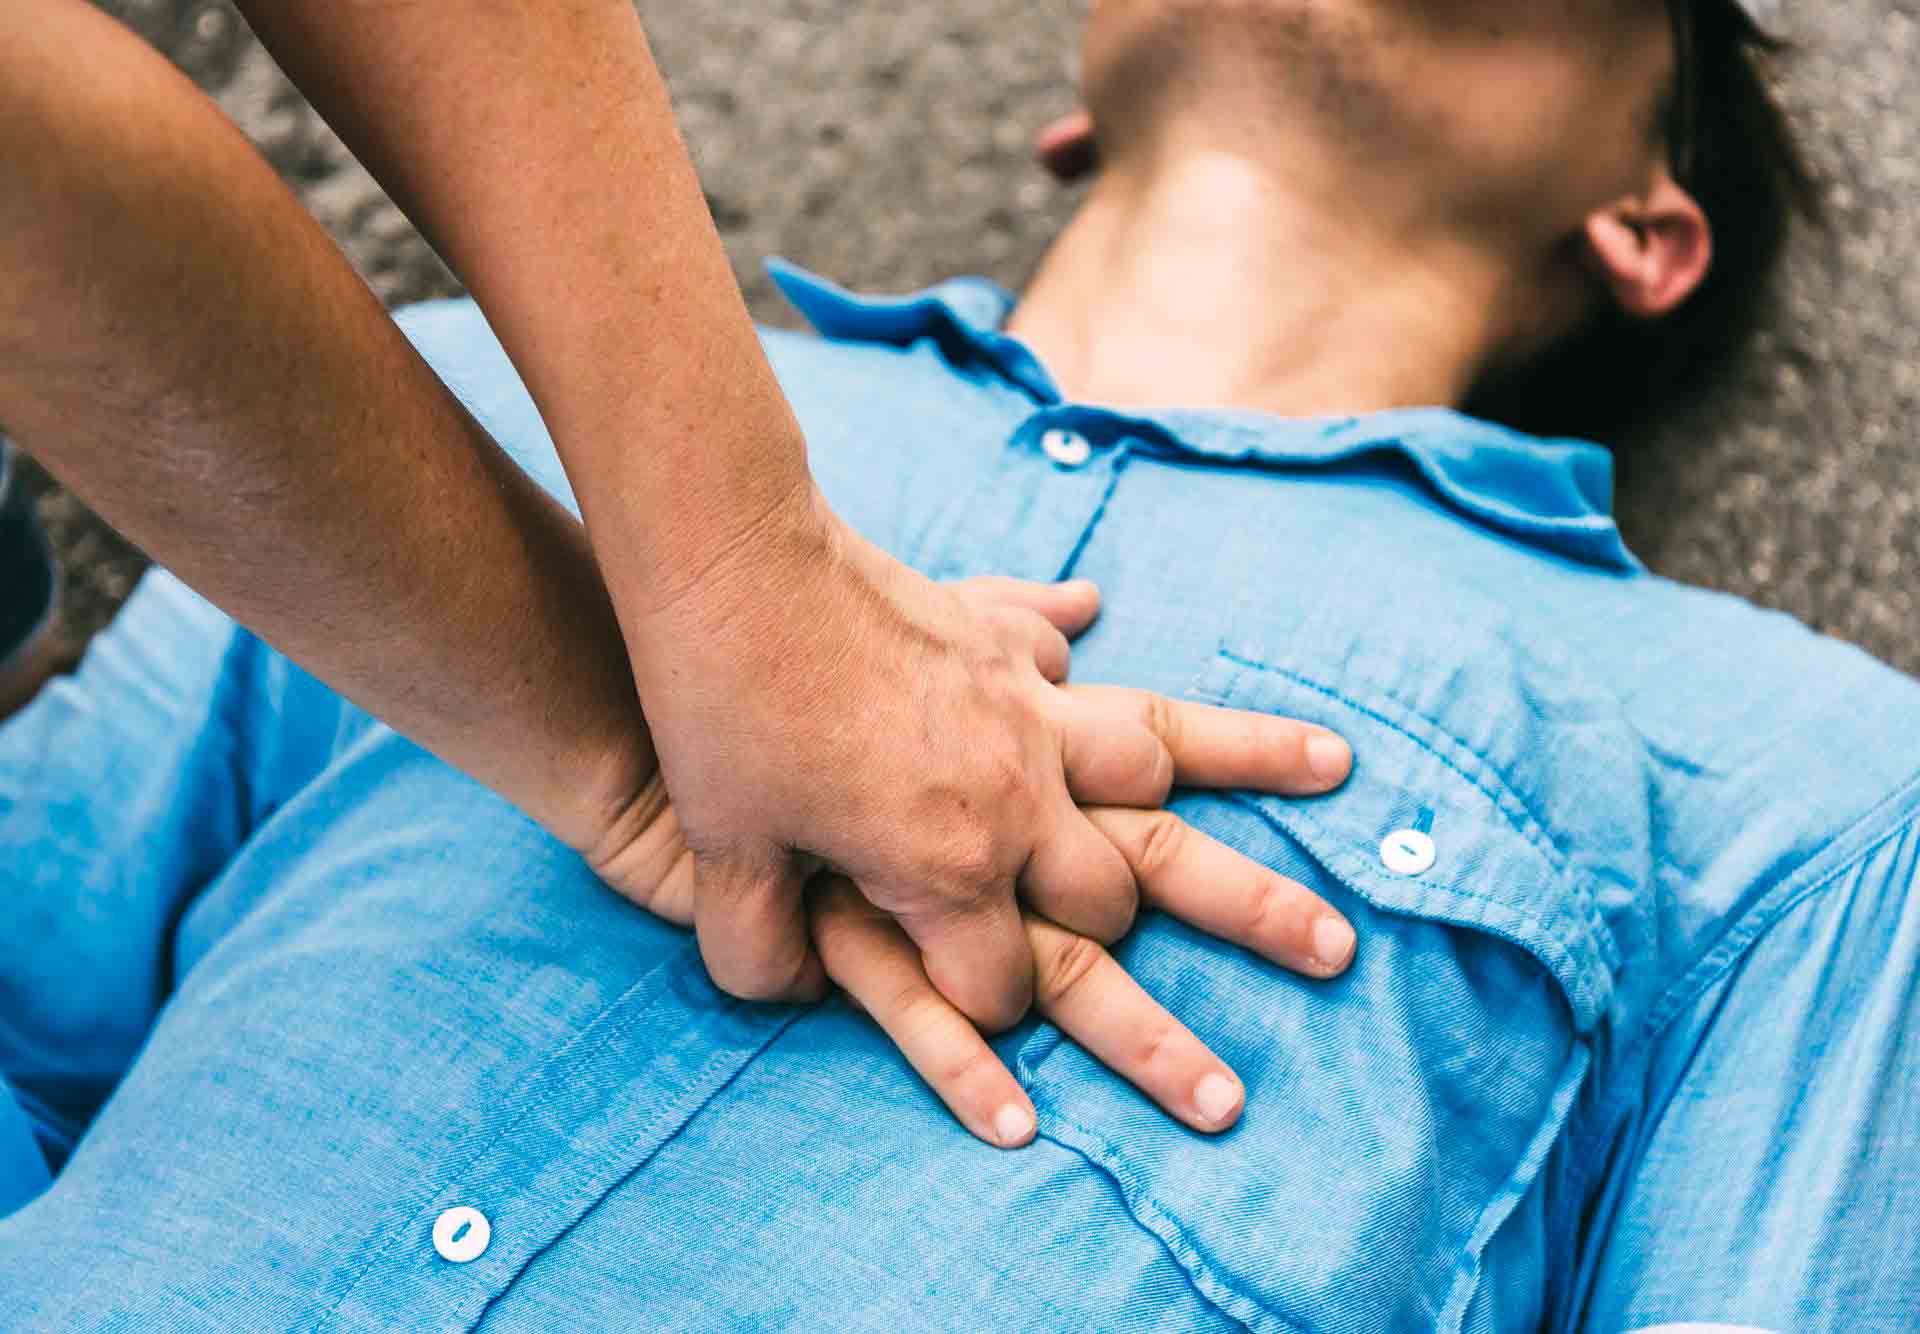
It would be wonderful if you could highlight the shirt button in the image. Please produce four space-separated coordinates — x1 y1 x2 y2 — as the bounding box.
1380 828 1437 877
433 1206 491 1264
1041 428 1093 469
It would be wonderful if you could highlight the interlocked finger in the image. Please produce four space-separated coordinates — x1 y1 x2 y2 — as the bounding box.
813 878 1246 1147
1024 613 1073 685
811 878 1038 1150
1026 916 1245 1132
1018 803 1139 944
894 883 1035 1034
1066 685 1352 796
947 575 1101 638
1058 699 1174 807
1085 806 1357 977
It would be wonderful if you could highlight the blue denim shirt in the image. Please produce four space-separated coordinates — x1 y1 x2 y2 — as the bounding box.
3 266 1916 1331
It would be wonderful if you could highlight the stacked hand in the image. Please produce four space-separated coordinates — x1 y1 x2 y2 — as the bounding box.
589 496 1356 1146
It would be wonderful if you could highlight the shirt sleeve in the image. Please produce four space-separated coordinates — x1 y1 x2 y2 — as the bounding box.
1572 809 1920 1333
0 570 354 1172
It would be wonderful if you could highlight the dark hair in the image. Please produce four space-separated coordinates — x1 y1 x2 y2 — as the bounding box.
1465 0 1817 445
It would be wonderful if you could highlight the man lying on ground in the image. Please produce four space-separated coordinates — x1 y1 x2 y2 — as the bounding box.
4 1 1915 1330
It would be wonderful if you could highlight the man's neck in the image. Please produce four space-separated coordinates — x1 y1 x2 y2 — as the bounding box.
1006 147 1514 420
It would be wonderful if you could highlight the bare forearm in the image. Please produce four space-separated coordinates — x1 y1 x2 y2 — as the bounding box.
0 0 652 850
235 0 815 621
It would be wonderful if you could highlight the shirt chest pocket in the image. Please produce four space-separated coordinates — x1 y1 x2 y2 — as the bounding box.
1014 651 1615 1334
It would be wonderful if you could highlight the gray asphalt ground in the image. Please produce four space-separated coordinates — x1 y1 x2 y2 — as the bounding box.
27 1 1920 677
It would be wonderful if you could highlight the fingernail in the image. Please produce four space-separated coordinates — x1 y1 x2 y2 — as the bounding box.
1314 915 1357 973
1193 1073 1242 1128
994 1103 1036 1148
1307 733 1352 786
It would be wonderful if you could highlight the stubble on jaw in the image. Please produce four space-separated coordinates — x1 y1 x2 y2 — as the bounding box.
1086 0 1440 169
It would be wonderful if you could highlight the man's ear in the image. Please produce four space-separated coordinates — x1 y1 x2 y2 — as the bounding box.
1582 172 1713 319
1034 109 1099 184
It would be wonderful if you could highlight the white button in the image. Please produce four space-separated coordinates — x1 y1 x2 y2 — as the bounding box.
1041 429 1093 468
1380 828 1437 877
433 1206 491 1264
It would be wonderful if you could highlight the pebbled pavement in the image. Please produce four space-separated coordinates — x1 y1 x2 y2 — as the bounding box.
33 1 1920 678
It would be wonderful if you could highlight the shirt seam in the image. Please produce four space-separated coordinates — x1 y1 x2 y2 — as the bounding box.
1215 653 1578 884
1439 1043 1593 1327
465 1010 807 1331
304 948 695 1332
1212 652 1615 980
1031 1110 1318 1334
1218 791 1605 1024
1055 450 1131 582
1636 769 1920 1052
1563 771 1920 1234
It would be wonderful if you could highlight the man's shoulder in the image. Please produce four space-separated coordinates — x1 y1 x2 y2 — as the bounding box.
1380 547 1920 858
1602 569 1920 785
1169 555 1920 1047
1633 573 1920 877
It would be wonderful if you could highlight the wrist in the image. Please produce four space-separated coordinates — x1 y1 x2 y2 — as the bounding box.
623 475 845 648
524 715 663 862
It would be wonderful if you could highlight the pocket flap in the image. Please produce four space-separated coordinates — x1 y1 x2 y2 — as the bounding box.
1013 648 1612 1331
1192 649 1616 1030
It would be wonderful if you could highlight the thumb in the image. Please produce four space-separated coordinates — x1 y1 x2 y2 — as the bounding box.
692 846 829 1004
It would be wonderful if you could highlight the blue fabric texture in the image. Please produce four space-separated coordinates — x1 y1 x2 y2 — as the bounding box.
1 266 1916 1331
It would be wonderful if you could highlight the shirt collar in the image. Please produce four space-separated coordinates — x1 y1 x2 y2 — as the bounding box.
768 259 1639 573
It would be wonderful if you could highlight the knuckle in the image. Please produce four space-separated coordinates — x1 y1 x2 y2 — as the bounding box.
989 606 1035 648
1144 741 1177 803
930 1041 1004 1094
1134 811 1189 879
886 982 949 1037
1127 1020 1180 1073
1141 690 1178 746
1243 873 1300 946
1080 851 1139 944
1003 604 1047 633
939 824 1007 897
1036 933 1106 1009
716 933 818 1004
905 814 1009 903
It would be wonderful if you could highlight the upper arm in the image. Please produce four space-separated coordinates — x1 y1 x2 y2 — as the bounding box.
1571 814 1920 1332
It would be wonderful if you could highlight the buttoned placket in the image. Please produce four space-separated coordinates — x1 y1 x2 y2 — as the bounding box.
909 408 1134 587
314 951 803 1330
